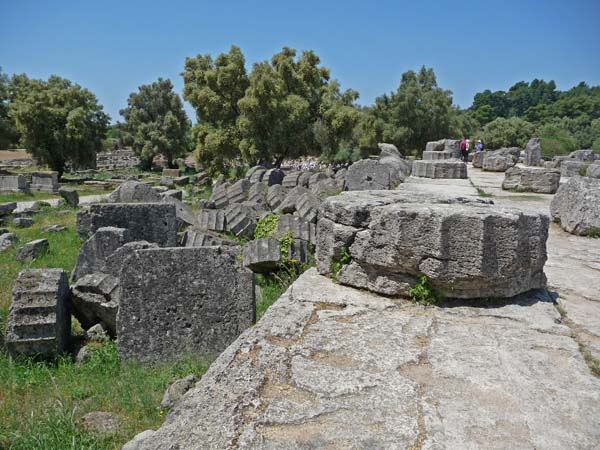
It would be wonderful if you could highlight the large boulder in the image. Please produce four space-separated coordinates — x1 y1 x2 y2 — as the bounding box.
550 176 600 236
16 239 49 261
108 181 162 203
524 138 542 166
502 166 561 194
482 154 515 172
412 160 467 179
560 160 587 177
317 189 548 299
569 149 598 162
5 269 70 358
59 187 79 207
72 227 132 281
242 237 282 272
0 202 17 217
100 241 159 278
377 142 403 159
345 160 396 190
117 247 255 364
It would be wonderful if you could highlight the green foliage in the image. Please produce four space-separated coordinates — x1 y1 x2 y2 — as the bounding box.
330 246 351 281
120 78 190 169
0 341 210 450
9 74 109 176
537 123 578 158
254 214 280 240
360 66 455 154
278 231 294 259
0 67 19 149
409 275 443 305
587 227 600 239
480 117 536 149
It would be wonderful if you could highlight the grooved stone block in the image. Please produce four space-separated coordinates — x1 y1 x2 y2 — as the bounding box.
117 247 255 364
227 179 251 204
31 172 59 193
422 150 454 161
78 203 177 247
209 182 230 209
242 237 282 272
317 189 548 299
225 204 256 238
5 269 70 357
412 160 467 179
267 184 285 210
0 175 30 194
196 209 227 232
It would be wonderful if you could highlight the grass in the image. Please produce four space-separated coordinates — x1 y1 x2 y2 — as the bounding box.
0 186 109 204
476 187 492 198
255 271 296 319
586 227 600 239
0 341 211 449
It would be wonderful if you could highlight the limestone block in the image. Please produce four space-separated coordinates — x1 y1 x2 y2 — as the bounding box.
412 160 467 179
242 237 282 272
550 176 600 236
502 166 560 194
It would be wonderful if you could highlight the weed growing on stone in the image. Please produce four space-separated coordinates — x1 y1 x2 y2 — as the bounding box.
586 227 600 239
409 276 443 305
254 214 280 240
330 247 351 281
476 187 492 198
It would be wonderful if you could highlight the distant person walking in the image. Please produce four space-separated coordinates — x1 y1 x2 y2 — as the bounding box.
476 140 484 152
460 138 468 162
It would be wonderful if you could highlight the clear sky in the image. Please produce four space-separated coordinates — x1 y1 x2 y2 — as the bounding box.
1 0 599 123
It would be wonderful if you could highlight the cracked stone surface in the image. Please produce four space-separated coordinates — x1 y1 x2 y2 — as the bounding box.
129 269 600 450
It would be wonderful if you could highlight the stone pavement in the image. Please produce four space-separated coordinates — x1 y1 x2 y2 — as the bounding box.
14 193 109 212
127 167 600 450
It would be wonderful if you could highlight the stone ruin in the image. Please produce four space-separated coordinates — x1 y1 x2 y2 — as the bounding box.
551 176 600 236
0 174 30 194
414 139 467 179
502 166 561 194
5 269 70 357
316 188 548 299
30 172 59 193
95 149 140 170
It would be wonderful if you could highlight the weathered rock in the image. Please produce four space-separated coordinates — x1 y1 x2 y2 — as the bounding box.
586 163 600 178
196 208 227 232
502 166 561 194
209 182 230 209
5 269 70 357
182 228 235 247
247 182 268 207
59 187 79 207
42 224 67 233
117 247 255 364
99 241 158 279
472 151 485 168
413 160 467 179
225 204 256 238
276 214 316 245
161 375 198 410
550 176 600 236
282 171 302 189
425 139 460 158
561 159 587 177
0 232 17 251
242 237 282 272
82 411 121 434
422 150 455 160
289 238 310 264
161 196 195 227
315 218 358 274
227 179 251 204
482 153 515 172
172 176 189 186
30 172 59 193
524 137 542 166
569 149 598 162
77 203 178 247
86 323 109 341
162 168 180 178
16 239 49 261
318 190 548 299
0 202 16 216
267 184 285 210
297 171 311 188
70 272 119 335
295 192 320 223
308 172 328 187
13 217 34 228
108 181 162 203
0 227 7 235
378 142 403 159
72 227 131 281
191 172 208 186
263 168 285 186
346 159 395 190
160 189 183 200
122 430 157 450
0 175 29 194
379 155 412 182
278 186 309 214
309 178 343 200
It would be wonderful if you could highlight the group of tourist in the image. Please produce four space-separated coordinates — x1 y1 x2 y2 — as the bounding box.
460 138 485 162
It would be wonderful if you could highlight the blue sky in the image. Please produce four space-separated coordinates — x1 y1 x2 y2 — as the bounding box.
1 0 599 123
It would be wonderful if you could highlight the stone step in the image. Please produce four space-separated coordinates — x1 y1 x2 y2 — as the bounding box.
6 337 58 356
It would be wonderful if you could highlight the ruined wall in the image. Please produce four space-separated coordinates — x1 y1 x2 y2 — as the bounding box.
96 150 140 170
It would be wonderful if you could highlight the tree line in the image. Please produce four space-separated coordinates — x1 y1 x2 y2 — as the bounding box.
1 46 599 176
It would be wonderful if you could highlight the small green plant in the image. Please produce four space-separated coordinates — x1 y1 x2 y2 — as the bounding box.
254 214 280 240
409 275 443 305
578 164 589 177
476 187 492 198
330 247 351 281
278 231 294 260
586 227 600 239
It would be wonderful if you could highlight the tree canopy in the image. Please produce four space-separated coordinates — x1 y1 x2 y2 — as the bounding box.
120 78 190 169
9 74 109 176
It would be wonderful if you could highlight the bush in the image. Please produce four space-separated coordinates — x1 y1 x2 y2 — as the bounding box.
480 117 535 149
538 124 578 158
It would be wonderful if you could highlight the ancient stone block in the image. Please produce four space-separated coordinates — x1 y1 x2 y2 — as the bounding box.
160 189 183 200
13 217 34 227
162 196 195 227
0 175 30 194
100 241 159 278
247 182 268 207
192 172 209 186
423 150 454 161
227 179 251 204
196 209 226 232
502 166 561 194
378 142 403 159
308 172 328 187
80 203 178 247
161 375 197 410
315 217 358 275
282 171 302 189
560 160 587 177
264 168 285 186
71 272 120 335
72 227 132 281
587 163 600 179
412 160 467 179
346 159 395 190
267 184 285 210
276 214 316 245
248 167 267 184
162 168 180 177
298 171 311 187
59 187 79 207
5 269 70 357
209 182 230 209
242 237 282 272
30 172 58 193
108 181 162 203
0 202 17 217
117 247 255 364
16 239 48 261
524 137 542 166
550 176 600 236
317 189 548 299
96 150 140 170
182 228 235 247
0 232 17 252
295 192 320 223
309 178 343 200
482 154 515 172
225 204 256 238
472 151 485 168
172 176 189 186
569 149 598 162
278 186 309 214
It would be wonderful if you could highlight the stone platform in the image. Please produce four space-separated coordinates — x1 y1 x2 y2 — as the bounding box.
126 269 600 450
412 160 467 179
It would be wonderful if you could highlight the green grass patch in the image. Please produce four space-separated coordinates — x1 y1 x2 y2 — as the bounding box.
0 191 59 204
0 341 211 449
586 227 600 239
